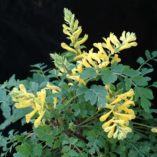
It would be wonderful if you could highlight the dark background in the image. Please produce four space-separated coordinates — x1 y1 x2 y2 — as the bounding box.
0 1 157 154
0 0 157 83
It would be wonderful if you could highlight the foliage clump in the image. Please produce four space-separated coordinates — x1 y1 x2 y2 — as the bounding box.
1 8 157 157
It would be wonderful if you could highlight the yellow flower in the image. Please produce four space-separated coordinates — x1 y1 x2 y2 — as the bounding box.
66 74 86 85
74 34 88 49
37 89 46 109
119 31 137 51
99 111 112 122
61 42 77 54
15 99 34 108
151 127 157 133
10 84 47 128
46 82 61 94
106 89 134 106
99 89 135 140
53 97 58 109
10 84 35 108
34 110 46 128
103 37 115 54
25 109 37 123
105 124 116 138
102 31 137 54
113 125 132 140
111 54 121 64
71 48 110 79
61 8 88 55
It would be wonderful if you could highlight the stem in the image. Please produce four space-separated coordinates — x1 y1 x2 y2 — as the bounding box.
65 94 80 106
132 122 152 128
137 57 154 71
77 112 101 127
72 144 82 153
113 72 137 87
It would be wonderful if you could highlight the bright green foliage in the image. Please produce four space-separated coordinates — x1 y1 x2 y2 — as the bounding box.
84 85 107 107
0 8 157 157
80 68 97 80
101 68 118 84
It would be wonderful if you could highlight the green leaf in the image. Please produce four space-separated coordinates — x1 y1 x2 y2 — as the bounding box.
69 137 78 145
145 50 151 59
137 57 145 65
101 68 117 84
1 102 11 118
62 146 71 153
0 134 7 148
141 98 151 113
111 64 125 73
11 108 31 123
141 68 154 75
84 85 107 107
122 66 139 77
80 68 97 80
6 75 18 88
151 81 157 88
136 87 153 100
135 87 153 112
0 88 7 101
132 76 148 86
124 78 132 90
0 119 12 130
34 125 53 147
33 143 42 157
128 150 138 157
76 86 88 96
30 82 39 93
152 51 157 57
84 90 97 105
16 142 32 157
0 89 11 119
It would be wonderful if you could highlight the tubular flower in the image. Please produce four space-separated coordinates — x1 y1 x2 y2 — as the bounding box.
72 48 110 74
10 84 47 128
99 89 136 140
111 54 121 64
102 31 137 54
66 74 86 85
61 8 88 55
10 84 35 108
70 31 137 79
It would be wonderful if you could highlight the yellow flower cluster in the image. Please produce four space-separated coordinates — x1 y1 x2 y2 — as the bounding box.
61 9 138 85
72 31 137 73
10 84 46 128
10 83 60 127
99 89 135 140
102 31 137 54
61 8 88 55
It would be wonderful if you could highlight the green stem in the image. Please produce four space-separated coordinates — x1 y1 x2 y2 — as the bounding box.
65 94 80 106
77 112 101 127
113 72 137 87
137 57 154 71
132 122 152 128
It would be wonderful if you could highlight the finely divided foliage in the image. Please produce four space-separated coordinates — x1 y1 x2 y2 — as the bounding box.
0 8 157 157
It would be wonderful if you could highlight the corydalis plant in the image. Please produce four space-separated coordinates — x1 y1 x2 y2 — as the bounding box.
1 8 157 157
59 8 138 139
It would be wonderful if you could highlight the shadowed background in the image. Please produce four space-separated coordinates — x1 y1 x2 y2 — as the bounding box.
0 0 157 82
